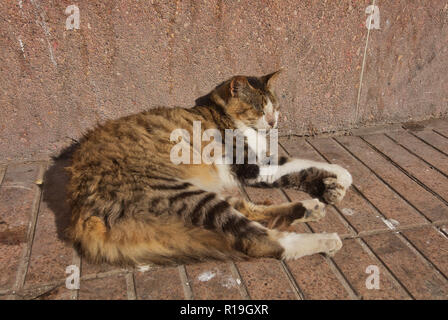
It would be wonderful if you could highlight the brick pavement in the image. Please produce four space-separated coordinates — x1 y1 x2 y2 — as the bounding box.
1 120 447 300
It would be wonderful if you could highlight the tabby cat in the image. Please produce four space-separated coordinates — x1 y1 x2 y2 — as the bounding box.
66 71 352 266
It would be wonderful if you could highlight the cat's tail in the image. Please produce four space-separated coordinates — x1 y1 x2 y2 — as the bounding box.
68 215 248 266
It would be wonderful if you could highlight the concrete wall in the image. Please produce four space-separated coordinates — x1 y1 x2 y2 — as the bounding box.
1 0 447 160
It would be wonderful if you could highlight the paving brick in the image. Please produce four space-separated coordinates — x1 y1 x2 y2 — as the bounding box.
0 163 40 290
0 188 32 290
281 136 448 299
363 232 448 299
332 239 410 299
0 166 6 183
25 160 74 286
433 128 448 141
413 130 448 156
236 258 296 300
284 189 351 236
390 131 448 176
401 226 448 277
134 266 184 300
2 130 448 300
81 259 122 276
426 120 448 130
432 120 448 130
441 225 448 237
79 274 127 300
281 137 386 233
286 254 351 300
332 189 389 235
283 137 411 233
329 136 441 224
341 135 448 223
2 163 40 185
185 262 242 300
32 285 72 300
363 133 448 203
279 137 321 161
6 282 74 300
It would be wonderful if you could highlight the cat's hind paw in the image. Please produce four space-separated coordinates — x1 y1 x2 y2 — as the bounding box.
296 198 326 223
320 233 343 257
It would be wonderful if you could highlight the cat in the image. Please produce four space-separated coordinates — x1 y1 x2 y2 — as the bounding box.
66 70 352 266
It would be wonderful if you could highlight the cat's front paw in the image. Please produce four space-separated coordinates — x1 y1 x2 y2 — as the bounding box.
322 166 352 204
322 177 347 204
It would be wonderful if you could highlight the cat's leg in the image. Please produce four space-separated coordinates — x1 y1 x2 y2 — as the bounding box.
245 228 343 260
154 188 342 260
73 186 343 263
250 157 352 204
226 196 326 228
196 202 342 260
271 230 343 259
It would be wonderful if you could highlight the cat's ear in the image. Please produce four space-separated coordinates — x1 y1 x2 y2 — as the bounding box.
230 76 251 97
261 69 283 89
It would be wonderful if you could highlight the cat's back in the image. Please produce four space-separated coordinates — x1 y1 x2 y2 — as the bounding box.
69 106 195 177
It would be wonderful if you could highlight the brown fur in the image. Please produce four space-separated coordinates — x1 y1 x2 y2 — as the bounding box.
226 197 313 229
66 71 345 266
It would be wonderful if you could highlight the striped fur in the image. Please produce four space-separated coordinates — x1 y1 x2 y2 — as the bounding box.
66 71 349 266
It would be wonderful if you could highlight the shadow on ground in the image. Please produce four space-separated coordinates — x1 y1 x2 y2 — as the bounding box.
41 143 79 242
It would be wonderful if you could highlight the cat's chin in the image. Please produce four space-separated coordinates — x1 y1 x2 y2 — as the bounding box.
244 123 273 131
253 120 277 131
256 125 277 131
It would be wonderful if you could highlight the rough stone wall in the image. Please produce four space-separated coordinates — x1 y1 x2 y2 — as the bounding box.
1 0 447 160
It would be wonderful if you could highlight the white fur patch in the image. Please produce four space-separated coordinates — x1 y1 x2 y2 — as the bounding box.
239 126 268 162
278 232 342 260
216 164 238 190
258 159 352 188
262 98 278 128
265 98 274 114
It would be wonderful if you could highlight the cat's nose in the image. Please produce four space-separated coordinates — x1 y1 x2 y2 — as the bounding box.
268 120 276 128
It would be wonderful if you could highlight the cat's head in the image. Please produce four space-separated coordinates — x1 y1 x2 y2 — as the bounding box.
210 70 282 130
